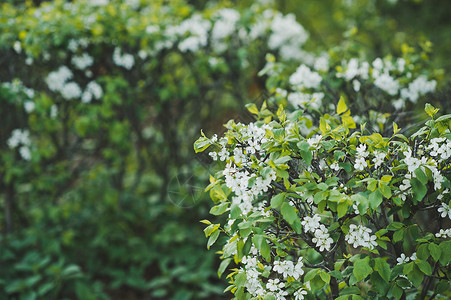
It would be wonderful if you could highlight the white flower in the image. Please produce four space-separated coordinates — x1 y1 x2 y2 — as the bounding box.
13 41 22 53
7 129 31 149
301 214 321 233
345 224 377 250
306 135 321 148
24 101 35 113
374 72 400 96
82 81 103 103
400 75 436 103
288 92 324 110
438 203 451 219
125 0 140 9
113 48 135 70
435 228 451 238
294 288 308 300
314 52 329 72
71 53 94 70
311 224 333 251
266 278 284 292
268 12 308 60
211 8 239 52
46 66 73 92
61 82 82 100
397 253 410 265
352 79 361 92
19 146 31 161
373 150 386 169
289 64 322 89
177 14 211 52
410 253 417 261
209 151 218 161
330 162 340 171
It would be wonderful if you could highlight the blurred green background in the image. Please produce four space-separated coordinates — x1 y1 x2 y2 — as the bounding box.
0 0 450 299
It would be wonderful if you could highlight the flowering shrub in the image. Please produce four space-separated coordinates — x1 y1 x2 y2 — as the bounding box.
260 50 442 135
195 101 451 299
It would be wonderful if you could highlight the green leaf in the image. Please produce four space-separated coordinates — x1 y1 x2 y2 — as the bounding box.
234 272 247 288
369 189 383 210
410 177 427 202
270 193 285 208
300 149 313 165
387 222 404 231
353 256 372 281
310 275 326 292
218 258 232 278
252 235 271 262
207 230 220 249
194 136 212 153
425 103 439 118
337 96 347 115
230 205 242 219
428 243 441 262
339 286 361 296
391 284 403 300
281 202 298 225
320 271 331 284
407 265 424 288
370 272 389 295
374 258 391 283
416 260 432 276
414 168 428 185
435 280 450 294
245 103 259 115
416 243 430 260
337 201 348 218
439 241 451 265
210 203 229 215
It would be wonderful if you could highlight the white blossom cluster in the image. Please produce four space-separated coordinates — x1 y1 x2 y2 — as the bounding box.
1 80 36 113
46 66 82 100
7 129 32 160
396 252 417 265
354 144 369 171
273 257 304 280
400 75 437 103
267 12 309 61
176 14 211 52
372 150 386 169
112 47 135 70
301 214 333 251
211 8 240 53
345 224 377 250
223 162 276 215
241 250 308 300
46 66 103 102
336 56 436 105
46 66 74 93
427 137 451 163
403 148 445 191
336 58 370 82
435 228 451 238
289 64 322 89
71 53 94 70
81 81 103 103
287 91 324 110
68 38 89 52
438 202 451 220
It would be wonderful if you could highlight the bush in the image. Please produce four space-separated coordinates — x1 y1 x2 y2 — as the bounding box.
196 100 451 299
